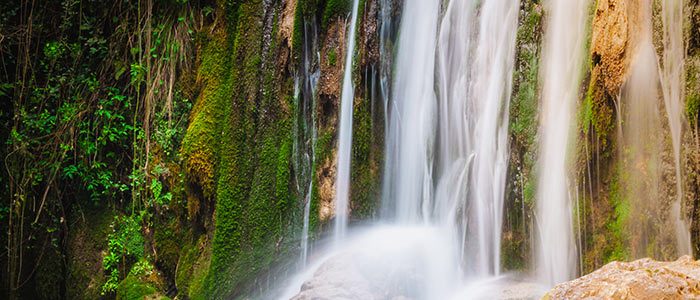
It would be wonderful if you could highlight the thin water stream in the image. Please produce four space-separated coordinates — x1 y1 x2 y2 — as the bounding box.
334 0 361 242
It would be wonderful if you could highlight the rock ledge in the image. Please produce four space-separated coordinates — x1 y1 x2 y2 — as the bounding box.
546 256 700 299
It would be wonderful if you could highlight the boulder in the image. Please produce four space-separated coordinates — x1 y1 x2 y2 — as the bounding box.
545 256 700 299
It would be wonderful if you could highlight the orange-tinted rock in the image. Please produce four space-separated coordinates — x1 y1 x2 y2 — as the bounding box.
546 256 700 299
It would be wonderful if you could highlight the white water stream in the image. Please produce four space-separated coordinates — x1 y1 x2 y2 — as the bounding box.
280 0 530 298
660 0 692 256
535 0 589 287
334 0 361 242
277 0 694 298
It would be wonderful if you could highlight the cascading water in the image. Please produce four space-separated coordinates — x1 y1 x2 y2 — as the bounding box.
286 0 532 299
467 0 518 276
433 0 519 277
295 19 320 267
384 0 439 222
660 0 692 255
621 28 665 259
334 0 360 241
378 0 396 217
535 0 589 287
279 1 528 298
617 0 692 260
434 0 475 248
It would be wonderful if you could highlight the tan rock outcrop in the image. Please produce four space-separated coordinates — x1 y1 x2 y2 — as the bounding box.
590 0 645 94
279 0 297 49
545 256 700 299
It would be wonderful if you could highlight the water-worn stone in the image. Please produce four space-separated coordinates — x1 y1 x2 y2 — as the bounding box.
545 256 700 299
290 254 379 300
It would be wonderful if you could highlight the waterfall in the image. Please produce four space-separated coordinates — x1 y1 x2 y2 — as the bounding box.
621 25 663 258
433 0 519 276
618 0 691 259
334 0 361 241
383 0 439 222
660 0 692 256
300 181 312 266
280 0 539 298
467 0 518 276
536 0 589 287
378 0 396 217
295 20 320 267
383 0 518 275
434 0 475 271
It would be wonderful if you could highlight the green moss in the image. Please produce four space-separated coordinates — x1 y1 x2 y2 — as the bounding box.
350 93 380 219
153 218 180 278
328 47 337 67
522 178 536 207
580 78 595 135
66 206 115 300
276 134 294 209
292 0 305 59
510 52 539 146
688 93 700 126
175 236 211 299
116 276 157 300
310 129 334 231
582 67 616 154
180 32 233 198
605 168 629 263
200 1 299 298
292 0 320 60
175 244 197 296
116 261 162 300
503 1 542 271
322 0 352 28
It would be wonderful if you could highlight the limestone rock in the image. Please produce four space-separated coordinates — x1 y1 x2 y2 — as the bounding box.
545 256 700 299
279 0 296 49
290 254 380 300
591 0 632 94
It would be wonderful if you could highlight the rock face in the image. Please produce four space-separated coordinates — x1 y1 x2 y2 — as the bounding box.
290 254 381 300
590 0 635 94
546 256 700 299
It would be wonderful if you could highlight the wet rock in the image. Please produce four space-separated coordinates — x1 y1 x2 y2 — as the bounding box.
317 150 337 222
545 256 700 299
290 255 380 300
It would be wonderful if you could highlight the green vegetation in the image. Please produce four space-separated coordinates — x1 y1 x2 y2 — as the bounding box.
502 1 542 270
187 1 298 298
604 169 629 263
350 93 381 219
323 0 352 28
328 47 338 66
103 215 146 294
1 0 199 298
116 260 161 300
686 62 700 127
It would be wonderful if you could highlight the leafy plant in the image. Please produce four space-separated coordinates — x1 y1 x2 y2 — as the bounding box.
102 214 145 295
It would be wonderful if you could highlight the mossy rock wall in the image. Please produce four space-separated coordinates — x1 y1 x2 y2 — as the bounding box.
65 205 115 299
502 0 543 271
177 0 385 298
